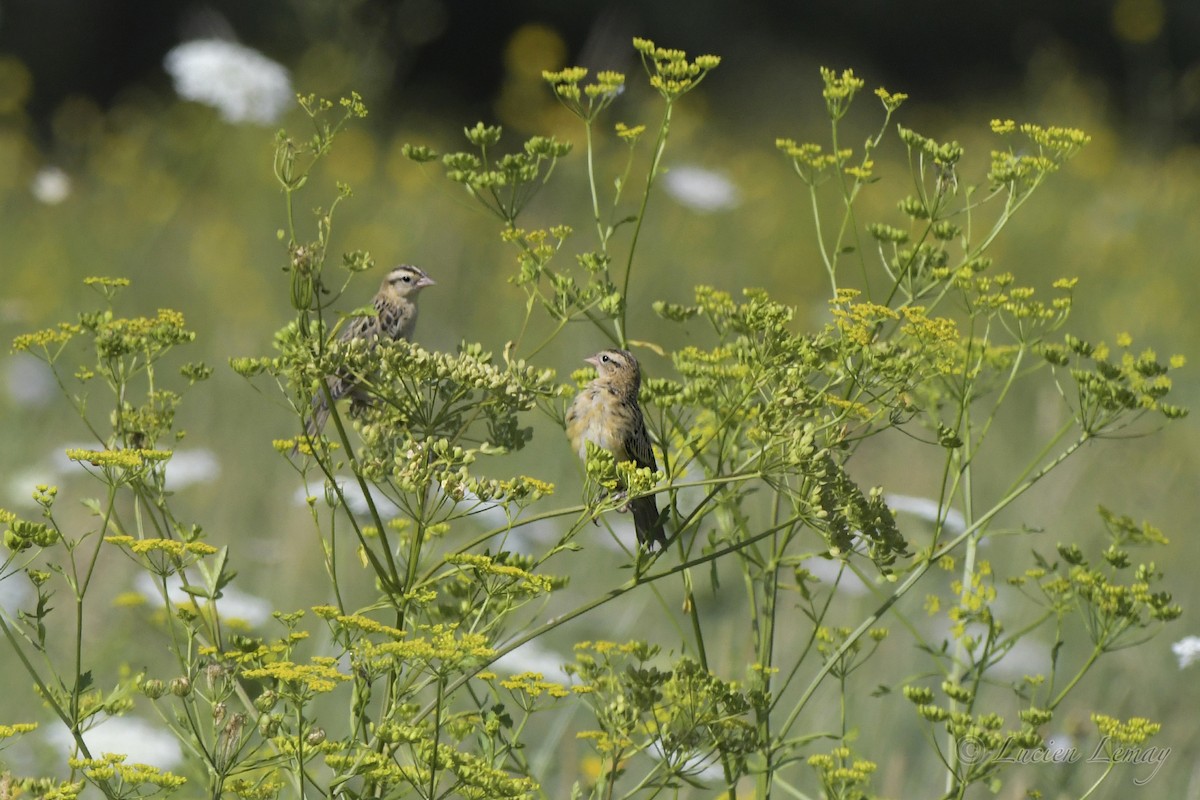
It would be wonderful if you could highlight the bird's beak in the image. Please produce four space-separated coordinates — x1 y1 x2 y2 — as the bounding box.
416 275 436 289
584 355 601 368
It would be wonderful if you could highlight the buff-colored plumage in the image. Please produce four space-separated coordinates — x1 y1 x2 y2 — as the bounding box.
565 349 668 550
301 264 434 448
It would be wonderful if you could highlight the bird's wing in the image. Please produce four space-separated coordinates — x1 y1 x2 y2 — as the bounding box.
337 313 376 342
622 403 658 472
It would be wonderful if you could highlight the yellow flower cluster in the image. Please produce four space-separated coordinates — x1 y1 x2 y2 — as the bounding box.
874 86 908 112
576 728 634 754
66 448 171 469
11 322 82 353
807 746 878 791
498 672 570 699
362 624 494 669
633 37 720 101
104 535 218 557
820 67 865 107
614 122 645 142
444 553 554 594
242 656 350 695
83 276 131 289
313 607 406 640
542 67 626 120
775 139 853 182
948 563 998 640
1091 713 1161 745
67 753 186 790
0 722 38 739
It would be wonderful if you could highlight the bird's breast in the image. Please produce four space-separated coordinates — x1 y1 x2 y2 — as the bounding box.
566 388 627 461
377 298 416 341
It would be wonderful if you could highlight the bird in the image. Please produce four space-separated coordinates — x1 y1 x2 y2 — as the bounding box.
298 264 435 451
565 348 668 551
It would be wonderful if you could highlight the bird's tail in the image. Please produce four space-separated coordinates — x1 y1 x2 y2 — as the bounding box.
631 494 669 552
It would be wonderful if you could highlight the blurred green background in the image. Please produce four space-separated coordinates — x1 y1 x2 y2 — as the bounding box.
1 1 1198 797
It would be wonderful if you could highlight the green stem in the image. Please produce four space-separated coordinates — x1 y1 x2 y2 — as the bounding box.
1048 643 1103 710
313 400 401 593
294 705 307 800
414 515 802 723
585 121 606 250
618 99 674 344
428 674 445 799
944 393 977 788
777 434 1089 742
0 613 81 748
66 483 118 734
1077 760 1115 800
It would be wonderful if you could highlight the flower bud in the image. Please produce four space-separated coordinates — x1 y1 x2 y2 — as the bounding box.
258 714 281 738
205 663 228 693
253 690 278 713
4 529 30 552
142 679 167 700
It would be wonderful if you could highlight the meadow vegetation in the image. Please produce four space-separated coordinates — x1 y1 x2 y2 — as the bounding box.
0 34 1195 800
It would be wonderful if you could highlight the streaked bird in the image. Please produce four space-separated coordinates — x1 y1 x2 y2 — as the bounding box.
299 264 434 450
565 348 668 550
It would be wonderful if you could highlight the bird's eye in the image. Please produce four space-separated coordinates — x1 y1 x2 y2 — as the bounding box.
401 274 412 283
601 354 611 363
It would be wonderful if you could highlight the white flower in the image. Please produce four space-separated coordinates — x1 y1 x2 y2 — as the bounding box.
292 481 402 518
49 441 99 475
662 165 740 212
0 575 32 615
44 716 183 769
1171 635 1200 668
5 356 55 406
4 469 57 507
164 39 292 125
457 490 562 555
165 448 221 489
886 494 966 535
647 740 726 781
30 166 71 204
134 572 272 626
1042 733 1076 765
46 444 218 489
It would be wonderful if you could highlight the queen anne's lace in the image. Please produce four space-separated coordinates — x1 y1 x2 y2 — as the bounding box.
164 39 292 125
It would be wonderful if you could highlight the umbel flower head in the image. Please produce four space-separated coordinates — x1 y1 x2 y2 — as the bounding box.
164 39 292 125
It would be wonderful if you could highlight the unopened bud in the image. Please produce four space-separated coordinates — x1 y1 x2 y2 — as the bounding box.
258 714 281 738
142 679 166 700
205 663 228 693
253 690 278 713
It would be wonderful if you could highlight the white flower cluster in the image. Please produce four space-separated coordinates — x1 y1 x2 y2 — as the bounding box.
164 39 292 125
662 164 740 212
31 166 71 204
1172 635 1200 669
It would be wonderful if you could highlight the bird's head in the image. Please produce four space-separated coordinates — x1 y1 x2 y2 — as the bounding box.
382 265 435 298
585 349 640 388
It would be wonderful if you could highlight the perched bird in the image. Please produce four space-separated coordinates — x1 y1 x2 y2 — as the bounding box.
565 348 668 551
299 264 435 449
